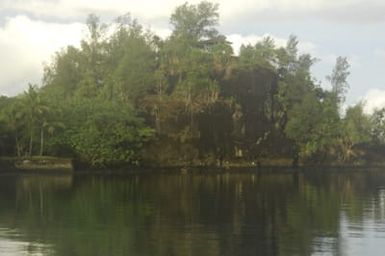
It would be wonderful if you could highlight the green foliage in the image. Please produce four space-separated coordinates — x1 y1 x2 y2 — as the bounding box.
0 1 382 167
170 1 219 41
0 96 16 156
327 56 350 106
339 103 371 162
239 37 277 70
51 99 153 167
371 108 385 144
343 103 371 144
285 92 340 159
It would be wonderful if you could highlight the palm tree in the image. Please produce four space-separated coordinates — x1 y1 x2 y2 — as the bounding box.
22 84 49 156
39 120 65 156
2 100 26 157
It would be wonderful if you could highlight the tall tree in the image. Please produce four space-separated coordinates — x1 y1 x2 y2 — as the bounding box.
163 1 231 134
170 1 219 42
327 56 350 106
340 103 371 162
370 108 385 144
105 16 156 104
22 84 49 156
77 14 108 97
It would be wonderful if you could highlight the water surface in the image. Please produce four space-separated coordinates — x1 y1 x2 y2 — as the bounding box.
0 169 385 255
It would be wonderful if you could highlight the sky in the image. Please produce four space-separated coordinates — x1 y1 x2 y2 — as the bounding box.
1 0 385 113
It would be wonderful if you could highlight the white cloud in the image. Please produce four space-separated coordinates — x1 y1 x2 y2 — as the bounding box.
219 0 385 23
1 0 202 20
226 34 283 55
2 0 385 23
219 0 353 20
0 15 84 96
298 41 318 56
150 27 172 39
363 89 385 114
322 53 358 65
374 49 385 59
226 33 317 56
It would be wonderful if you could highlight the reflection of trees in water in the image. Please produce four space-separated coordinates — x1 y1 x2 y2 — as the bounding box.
0 174 73 256
0 171 384 255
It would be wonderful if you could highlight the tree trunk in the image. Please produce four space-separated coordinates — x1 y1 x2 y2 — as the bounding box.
15 134 21 157
29 129 33 156
40 127 44 156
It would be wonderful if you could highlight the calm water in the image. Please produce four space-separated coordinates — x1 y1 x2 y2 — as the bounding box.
1 170 385 255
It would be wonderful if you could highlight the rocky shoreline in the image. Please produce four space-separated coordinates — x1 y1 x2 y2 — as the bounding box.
0 157 73 172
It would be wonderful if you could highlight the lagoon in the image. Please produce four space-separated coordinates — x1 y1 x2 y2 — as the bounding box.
0 169 385 255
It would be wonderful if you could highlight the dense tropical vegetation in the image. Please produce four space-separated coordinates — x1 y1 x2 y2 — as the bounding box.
1 1 385 167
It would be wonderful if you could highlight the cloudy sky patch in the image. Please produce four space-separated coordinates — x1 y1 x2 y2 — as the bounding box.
0 15 83 95
3 0 385 22
363 89 385 114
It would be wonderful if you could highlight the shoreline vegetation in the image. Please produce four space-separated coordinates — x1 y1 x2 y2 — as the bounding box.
1 1 385 170
2 156 385 173
0 156 73 172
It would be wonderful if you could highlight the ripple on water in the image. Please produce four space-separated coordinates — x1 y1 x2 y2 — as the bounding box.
0 228 53 256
